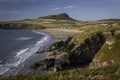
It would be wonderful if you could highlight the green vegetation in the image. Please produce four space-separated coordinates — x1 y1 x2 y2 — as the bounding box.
91 32 120 67
1 64 120 80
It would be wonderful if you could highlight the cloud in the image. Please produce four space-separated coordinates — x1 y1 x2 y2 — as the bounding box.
52 5 76 10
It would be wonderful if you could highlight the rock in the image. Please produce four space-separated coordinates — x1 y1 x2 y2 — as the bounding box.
31 32 106 71
68 33 106 67
39 13 75 20
30 63 40 70
46 36 73 52
103 60 114 66
39 58 56 70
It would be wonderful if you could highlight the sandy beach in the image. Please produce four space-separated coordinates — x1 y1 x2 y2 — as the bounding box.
40 28 80 42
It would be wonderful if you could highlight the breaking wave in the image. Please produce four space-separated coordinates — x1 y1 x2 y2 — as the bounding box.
0 30 52 76
16 37 32 41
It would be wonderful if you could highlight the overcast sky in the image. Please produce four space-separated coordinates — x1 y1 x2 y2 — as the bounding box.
0 0 120 21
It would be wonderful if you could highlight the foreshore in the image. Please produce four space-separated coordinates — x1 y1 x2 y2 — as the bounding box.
40 28 80 42
2 28 80 76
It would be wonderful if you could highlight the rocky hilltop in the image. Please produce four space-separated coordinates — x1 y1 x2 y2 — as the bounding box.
39 13 75 20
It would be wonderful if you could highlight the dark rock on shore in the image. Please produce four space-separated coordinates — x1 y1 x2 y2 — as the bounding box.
47 36 73 52
32 32 106 71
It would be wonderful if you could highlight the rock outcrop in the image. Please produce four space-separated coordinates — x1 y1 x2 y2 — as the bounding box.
33 32 106 71
39 13 75 20
90 30 120 68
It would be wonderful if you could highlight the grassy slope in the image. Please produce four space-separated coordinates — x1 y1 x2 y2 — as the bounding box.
91 32 120 67
1 64 120 80
0 19 77 29
71 21 120 47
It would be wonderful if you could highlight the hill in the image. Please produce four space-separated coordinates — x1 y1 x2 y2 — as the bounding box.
0 13 76 29
39 13 75 20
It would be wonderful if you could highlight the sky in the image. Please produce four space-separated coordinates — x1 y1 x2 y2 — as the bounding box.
0 0 120 21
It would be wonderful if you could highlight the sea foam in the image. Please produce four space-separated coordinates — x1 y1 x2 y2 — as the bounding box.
16 37 32 41
0 30 52 76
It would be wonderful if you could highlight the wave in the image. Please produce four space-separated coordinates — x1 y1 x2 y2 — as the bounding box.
0 66 9 75
31 30 47 36
16 37 32 41
0 30 53 76
15 48 29 57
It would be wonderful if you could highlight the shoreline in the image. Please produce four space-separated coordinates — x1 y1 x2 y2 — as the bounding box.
1 28 80 77
17 28 80 75
18 28 80 75
16 32 54 75
2 30 54 77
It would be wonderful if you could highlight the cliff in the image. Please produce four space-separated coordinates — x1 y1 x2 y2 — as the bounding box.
90 30 120 67
32 32 106 71
32 29 120 72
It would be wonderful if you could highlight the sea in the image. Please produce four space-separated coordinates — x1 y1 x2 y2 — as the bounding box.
0 29 53 76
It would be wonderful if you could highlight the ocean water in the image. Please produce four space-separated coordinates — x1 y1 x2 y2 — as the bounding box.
0 29 51 75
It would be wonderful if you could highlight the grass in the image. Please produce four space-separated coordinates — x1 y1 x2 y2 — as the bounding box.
1 64 120 80
92 32 120 66
70 25 120 47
